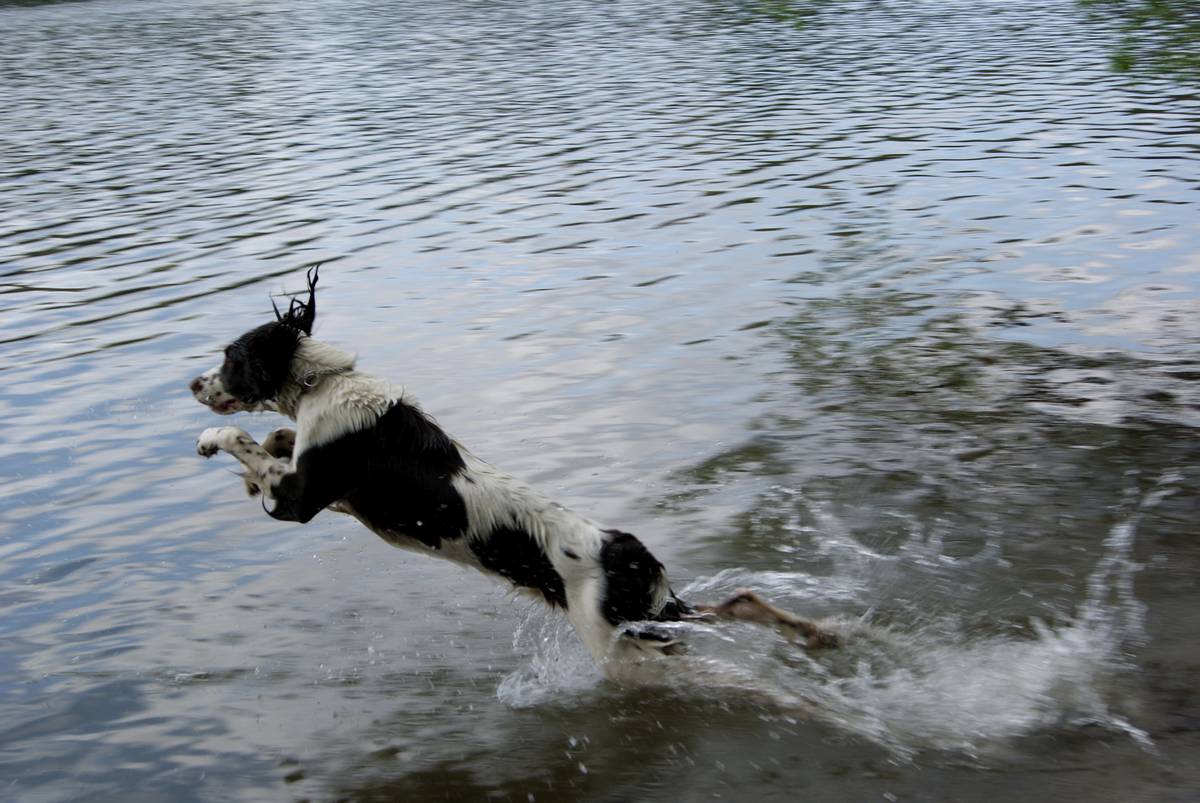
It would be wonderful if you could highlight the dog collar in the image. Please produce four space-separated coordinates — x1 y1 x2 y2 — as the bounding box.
299 366 351 393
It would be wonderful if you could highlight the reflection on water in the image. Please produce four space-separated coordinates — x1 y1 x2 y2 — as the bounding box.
1 0 1199 800
1080 0 1200 74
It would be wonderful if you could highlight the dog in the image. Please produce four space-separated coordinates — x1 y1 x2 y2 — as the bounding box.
190 268 837 670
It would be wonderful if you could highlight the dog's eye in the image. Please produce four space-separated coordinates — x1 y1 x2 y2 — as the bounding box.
561 548 580 560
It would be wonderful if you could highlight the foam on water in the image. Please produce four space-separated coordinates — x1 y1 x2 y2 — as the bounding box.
499 478 1178 758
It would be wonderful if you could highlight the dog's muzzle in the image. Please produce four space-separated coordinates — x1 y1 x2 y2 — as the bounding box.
189 367 243 415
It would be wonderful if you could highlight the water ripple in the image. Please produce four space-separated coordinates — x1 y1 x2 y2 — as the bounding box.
1 0 1198 801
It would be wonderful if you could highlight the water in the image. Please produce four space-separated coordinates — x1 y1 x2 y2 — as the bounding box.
2 0 1199 800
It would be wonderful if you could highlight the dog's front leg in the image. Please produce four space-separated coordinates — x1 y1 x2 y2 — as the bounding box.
241 428 296 497
197 426 354 524
196 426 289 498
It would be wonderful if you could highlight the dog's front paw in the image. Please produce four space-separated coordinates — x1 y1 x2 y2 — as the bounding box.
262 428 296 460
196 427 231 458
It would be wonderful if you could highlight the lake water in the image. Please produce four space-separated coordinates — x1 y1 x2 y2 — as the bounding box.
2 0 1198 800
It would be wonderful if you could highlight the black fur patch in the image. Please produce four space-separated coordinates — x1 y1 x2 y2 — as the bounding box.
469 527 567 608
273 266 319 334
220 322 302 405
598 530 670 626
268 400 469 538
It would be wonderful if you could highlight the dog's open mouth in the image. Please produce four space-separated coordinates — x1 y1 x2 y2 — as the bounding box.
206 397 243 415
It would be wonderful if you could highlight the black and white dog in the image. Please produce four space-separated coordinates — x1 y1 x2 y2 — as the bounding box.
190 269 836 671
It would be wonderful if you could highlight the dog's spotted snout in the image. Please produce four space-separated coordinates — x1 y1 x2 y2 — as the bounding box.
189 377 204 394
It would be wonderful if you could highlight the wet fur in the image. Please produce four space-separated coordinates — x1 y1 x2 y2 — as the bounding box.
190 269 836 669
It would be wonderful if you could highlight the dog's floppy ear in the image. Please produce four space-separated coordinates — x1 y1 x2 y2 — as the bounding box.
275 265 320 335
220 331 294 404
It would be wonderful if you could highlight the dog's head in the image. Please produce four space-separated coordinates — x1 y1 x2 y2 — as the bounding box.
189 267 319 415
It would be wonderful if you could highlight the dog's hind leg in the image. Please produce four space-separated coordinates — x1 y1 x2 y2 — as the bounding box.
693 589 838 649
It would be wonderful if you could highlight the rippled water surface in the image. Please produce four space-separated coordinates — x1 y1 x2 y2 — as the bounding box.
2 0 1199 800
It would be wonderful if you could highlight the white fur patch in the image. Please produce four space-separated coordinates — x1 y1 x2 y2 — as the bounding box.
449 450 624 662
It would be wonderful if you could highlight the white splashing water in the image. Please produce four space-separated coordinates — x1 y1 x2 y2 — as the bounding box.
498 477 1177 757
496 605 603 707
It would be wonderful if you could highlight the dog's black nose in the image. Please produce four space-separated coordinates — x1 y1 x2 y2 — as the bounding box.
189 377 203 394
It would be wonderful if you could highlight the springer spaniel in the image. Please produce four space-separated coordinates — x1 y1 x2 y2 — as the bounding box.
190 269 837 670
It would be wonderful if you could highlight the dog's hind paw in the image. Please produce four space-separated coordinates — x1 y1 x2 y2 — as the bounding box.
620 626 688 657
779 619 839 650
805 628 840 650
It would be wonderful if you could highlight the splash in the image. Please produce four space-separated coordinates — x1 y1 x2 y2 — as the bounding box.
496 603 604 708
498 480 1173 756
